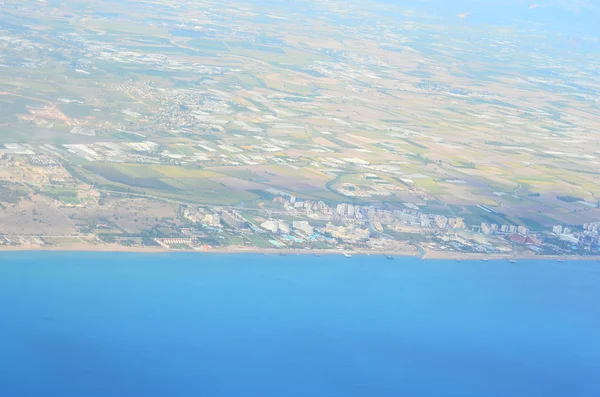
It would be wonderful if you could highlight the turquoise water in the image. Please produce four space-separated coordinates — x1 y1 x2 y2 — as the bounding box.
1 253 599 397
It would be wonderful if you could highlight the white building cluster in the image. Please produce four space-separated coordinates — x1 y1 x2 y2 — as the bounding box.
481 223 529 236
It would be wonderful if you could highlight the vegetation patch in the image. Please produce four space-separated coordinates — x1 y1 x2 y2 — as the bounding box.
0 181 30 204
84 164 178 191
557 195 583 203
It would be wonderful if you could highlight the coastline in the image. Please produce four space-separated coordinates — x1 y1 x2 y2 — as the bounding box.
0 244 418 257
0 243 599 261
419 250 600 262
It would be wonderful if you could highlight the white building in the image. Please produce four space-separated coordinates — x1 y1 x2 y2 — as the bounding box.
481 223 492 235
293 221 314 235
434 215 448 229
261 220 279 233
559 234 578 244
278 221 290 234
398 212 419 224
204 214 221 227
449 218 465 229
347 204 355 217
552 225 563 234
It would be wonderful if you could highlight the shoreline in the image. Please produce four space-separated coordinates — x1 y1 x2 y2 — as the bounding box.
0 244 599 261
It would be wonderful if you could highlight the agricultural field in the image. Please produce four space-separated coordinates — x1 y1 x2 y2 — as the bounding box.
0 0 599 243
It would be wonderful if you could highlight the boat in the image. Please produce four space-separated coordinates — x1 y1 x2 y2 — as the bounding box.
557 258 564 263
455 258 462 262
314 253 321 257
279 253 287 257
385 255 394 260
509 259 517 264
344 253 352 258
482 258 489 262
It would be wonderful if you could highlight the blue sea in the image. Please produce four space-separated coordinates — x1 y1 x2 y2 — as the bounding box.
1 253 599 397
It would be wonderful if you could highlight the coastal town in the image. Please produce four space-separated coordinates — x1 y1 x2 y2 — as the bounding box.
1 143 599 259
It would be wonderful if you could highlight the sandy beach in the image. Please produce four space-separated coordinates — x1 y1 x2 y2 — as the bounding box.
0 243 418 257
0 242 598 261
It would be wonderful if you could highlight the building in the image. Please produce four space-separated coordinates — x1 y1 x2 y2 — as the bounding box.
353 226 370 240
278 220 290 234
221 211 248 229
434 215 448 229
449 217 465 229
578 233 600 250
347 204 355 217
517 226 529 236
326 223 369 241
559 233 578 244
204 213 221 227
509 234 542 246
500 225 509 233
481 223 493 235
293 221 314 235
397 211 419 224
552 225 563 234
154 238 194 249
508 234 526 244
563 227 572 235
183 209 203 223
526 236 542 246
261 220 279 233
508 225 518 233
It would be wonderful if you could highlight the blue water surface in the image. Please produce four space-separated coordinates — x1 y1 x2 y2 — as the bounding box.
1 252 599 397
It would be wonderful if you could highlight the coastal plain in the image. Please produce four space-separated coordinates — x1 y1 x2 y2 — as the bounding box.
0 0 599 257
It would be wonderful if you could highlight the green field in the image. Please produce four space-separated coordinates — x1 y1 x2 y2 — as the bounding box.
80 163 258 205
